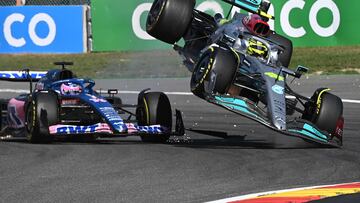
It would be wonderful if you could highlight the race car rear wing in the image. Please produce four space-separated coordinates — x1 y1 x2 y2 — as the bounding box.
0 71 46 82
221 0 274 20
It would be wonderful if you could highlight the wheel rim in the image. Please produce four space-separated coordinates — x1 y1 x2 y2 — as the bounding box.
191 54 211 87
147 0 166 29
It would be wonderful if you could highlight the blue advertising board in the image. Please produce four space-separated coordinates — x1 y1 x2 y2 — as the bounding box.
0 6 85 54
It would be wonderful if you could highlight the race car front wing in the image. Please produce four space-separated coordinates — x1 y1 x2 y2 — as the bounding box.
48 109 185 138
210 94 342 147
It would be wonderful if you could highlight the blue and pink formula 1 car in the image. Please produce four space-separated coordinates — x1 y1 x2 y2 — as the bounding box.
0 62 184 143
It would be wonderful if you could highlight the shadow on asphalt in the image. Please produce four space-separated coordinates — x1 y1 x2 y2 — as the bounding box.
168 128 335 150
187 129 230 139
170 138 334 150
1 128 335 149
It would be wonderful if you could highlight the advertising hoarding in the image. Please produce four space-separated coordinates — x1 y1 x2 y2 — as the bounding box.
0 6 86 54
91 0 360 51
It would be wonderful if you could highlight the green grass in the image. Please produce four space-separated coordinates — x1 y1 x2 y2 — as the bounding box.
290 46 360 74
0 46 359 78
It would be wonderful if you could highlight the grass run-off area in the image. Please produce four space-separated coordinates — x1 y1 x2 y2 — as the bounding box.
0 46 359 79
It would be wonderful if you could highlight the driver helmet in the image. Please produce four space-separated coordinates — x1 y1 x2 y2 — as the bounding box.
246 38 269 60
60 82 82 95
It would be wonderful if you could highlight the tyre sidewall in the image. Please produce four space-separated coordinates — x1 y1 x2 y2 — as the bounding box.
190 48 215 97
314 92 343 135
26 92 59 143
191 47 238 96
147 0 195 44
137 92 172 142
268 33 293 67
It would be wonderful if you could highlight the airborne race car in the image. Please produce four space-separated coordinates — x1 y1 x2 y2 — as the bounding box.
0 62 184 143
146 0 344 147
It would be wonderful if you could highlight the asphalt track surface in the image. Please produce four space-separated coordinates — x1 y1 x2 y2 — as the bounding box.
0 75 359 202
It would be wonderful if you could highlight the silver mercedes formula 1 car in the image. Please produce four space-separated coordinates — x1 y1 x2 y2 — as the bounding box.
146 0 344 147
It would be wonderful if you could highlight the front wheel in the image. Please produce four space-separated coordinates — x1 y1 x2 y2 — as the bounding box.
302 89 343 136
26 92 59 143
268 32 293 67
190 47 239 98
136 92 172 143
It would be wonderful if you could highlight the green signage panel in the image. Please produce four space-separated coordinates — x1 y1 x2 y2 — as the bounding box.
92 0 360 51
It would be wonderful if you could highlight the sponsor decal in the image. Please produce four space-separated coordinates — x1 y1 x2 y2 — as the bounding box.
92 0 350 51
49 123 166 135
49 123 112 135
0 71 46 80
136 125 165 134
99 107 123 122
126 123 165 134
271 84 284 95
60 83 82 95
84 94 126 133
280 0 340 38
3 12 56 48
89 98 107 103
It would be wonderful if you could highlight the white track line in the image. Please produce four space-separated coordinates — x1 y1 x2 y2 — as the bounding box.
207 182 360 203
1 89 359 104
0 89 29 94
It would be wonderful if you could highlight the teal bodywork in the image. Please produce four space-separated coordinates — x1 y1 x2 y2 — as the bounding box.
215 96 255 116
212 95 335 145
214 95 269 126
289 123 329 142
234 0 261 12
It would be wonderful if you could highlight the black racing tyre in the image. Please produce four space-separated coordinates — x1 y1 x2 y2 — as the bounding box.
26 92 59 143
268 32 293 67
146 0 195 44
190 47 239 98
136 92 172 143
303 90 343 135
0 99 9 130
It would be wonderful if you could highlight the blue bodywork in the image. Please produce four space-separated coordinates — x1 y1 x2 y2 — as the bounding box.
31 69 169 136
50 78 128 133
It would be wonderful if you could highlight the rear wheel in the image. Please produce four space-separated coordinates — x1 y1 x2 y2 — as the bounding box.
268 32 293 67
136 92 172 143
146 0 195 44
26 92 58 143
191 47 238 98
104 96 122 107
302 89 343 135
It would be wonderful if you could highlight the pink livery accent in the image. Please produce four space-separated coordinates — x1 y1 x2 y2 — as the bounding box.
126 123 139 134
7 98 26 128
49 123 112 135
60 83 82 95
49 123 167 135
